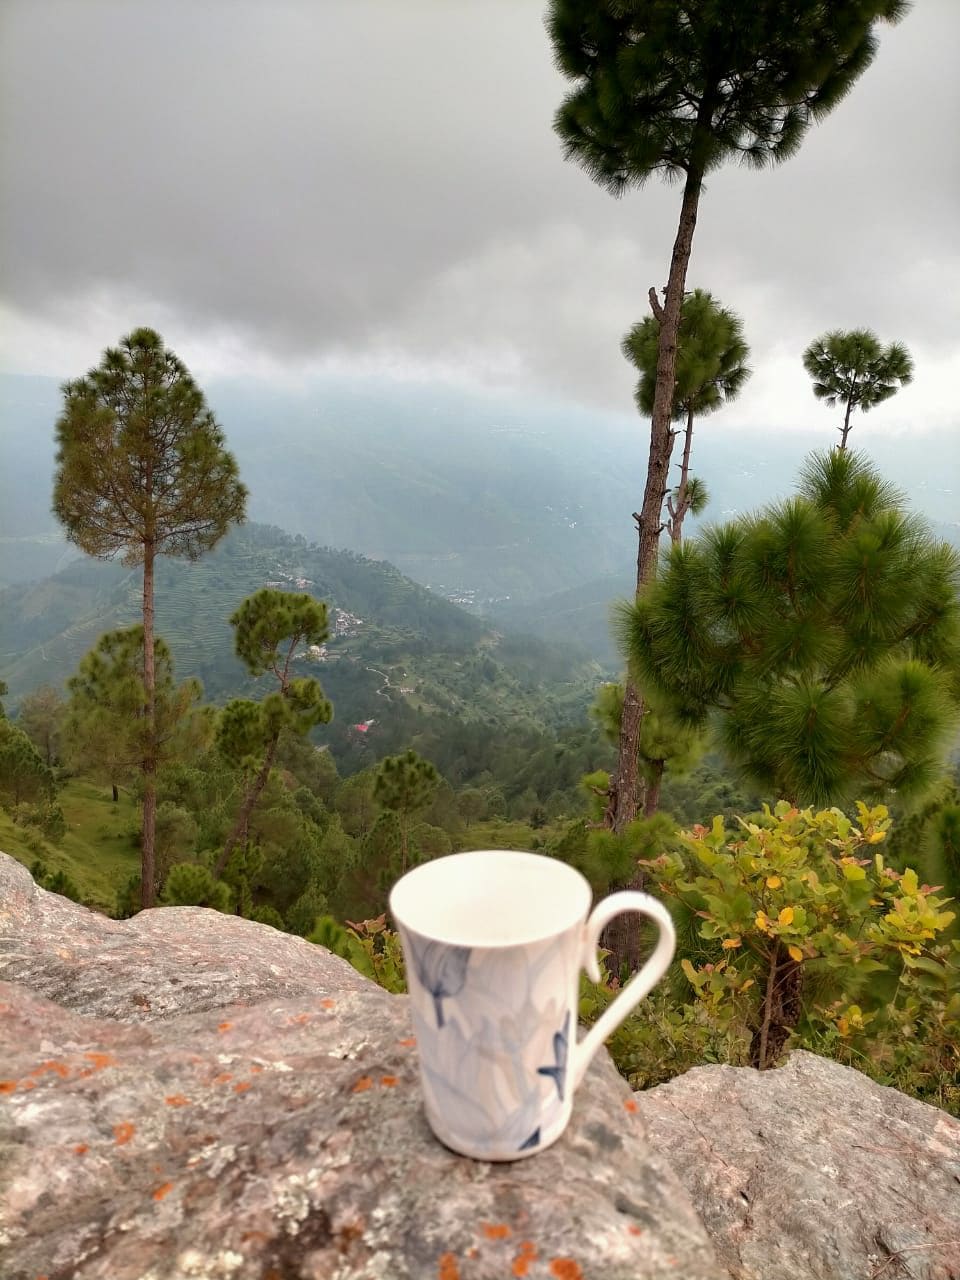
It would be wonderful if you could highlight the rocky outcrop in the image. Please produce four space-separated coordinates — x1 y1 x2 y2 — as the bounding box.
0 853 721 1280
2 851 958 1280
633 1052 960 1280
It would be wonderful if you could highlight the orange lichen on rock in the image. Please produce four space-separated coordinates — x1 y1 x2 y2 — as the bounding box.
320 999 336 1009
152 1182 174 1201
73 1144 88 1156
113 1122 135 1146
512 1240 539 1275
481 1222 512 1240
549 1259 584 1280
398 1036 417 1048
290 1013 312 1025
83 1051 118 1070
623 1098 638 1113
217 1021 232 1033
30 1060 70 1079
627 1224 644 1236
380 1076 398 1088
211 1073 233 1085
0 1081 16 1094
165 1095 189 1106
351 1076 374 1093
233 1081 251 1094
437 1252 460 1280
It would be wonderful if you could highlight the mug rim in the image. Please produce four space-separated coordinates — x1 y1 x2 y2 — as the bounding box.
389 848 592 949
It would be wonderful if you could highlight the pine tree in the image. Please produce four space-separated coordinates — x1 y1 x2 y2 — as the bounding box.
622 289 750 544
16 685 66 767
802 328 914 448
214 590 332 875
548 0 908 831
617 451 960 807
0 720 56 807
53 329 246 905
373 748 441 874
62 627 211 898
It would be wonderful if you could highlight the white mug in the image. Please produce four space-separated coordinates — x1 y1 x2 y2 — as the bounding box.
389 849 676 1161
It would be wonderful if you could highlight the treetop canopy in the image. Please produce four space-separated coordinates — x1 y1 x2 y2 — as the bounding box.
548 0 910 191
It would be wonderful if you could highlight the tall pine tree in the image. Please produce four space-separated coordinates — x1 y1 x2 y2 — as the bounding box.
548 0 909 831
53 329 246 905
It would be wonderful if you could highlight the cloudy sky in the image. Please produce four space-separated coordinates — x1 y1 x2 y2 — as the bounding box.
2 0 958 434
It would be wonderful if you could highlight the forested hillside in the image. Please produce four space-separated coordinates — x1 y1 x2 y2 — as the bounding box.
0 521 608 744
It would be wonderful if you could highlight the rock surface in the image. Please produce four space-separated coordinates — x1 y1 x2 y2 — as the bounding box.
634 1051 960 1280
0 853 722 1280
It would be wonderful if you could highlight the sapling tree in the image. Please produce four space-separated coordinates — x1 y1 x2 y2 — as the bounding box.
373 748 441 874
803 328 914 448
548 0 908 830
215 590 332 875
0 720 56 807
644 802 956 1069
62 628 211 819
53 329 246 904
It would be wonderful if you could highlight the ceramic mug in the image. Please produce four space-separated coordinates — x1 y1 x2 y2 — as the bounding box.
389 849 676 1161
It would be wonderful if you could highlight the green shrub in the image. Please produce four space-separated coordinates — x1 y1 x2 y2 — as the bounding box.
160 862 233 912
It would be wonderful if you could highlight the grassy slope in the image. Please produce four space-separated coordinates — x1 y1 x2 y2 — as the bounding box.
0 781 561 919
0 779 140 913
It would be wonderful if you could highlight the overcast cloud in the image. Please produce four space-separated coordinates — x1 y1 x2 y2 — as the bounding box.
1 0 958 432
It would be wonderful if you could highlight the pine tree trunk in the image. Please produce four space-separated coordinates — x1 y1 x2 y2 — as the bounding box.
608 168 703 837
112 782 119 803
141 541 157 909
840 396 854 450
602 166 704 976
749 942 804 1068
670 403 696 545
215 735 280 877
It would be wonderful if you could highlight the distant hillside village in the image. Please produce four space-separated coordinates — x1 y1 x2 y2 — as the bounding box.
266 566 364 653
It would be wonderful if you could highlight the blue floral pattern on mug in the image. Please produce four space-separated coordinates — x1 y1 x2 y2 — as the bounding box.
536 1011 570 1102
399 923 579 1158
405 934 471 1028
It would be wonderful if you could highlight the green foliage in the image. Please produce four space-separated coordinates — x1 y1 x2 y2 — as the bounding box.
13 799 67 843
924 804 960 935
642 802 957 1074
247 904 285 930
154 803 199 885
63 627 211 797
591 682 704 791
373 748 442 874
803 328 914 447
285 882 329 938
619 452 960 806
374 748 441 816
30 859 81 903
214 590 333 874
16 685 66 766
160 862 233 912
334 914 407 994
53 328 247 566
548 0 907 193
0 718 56 807
624 289 751 422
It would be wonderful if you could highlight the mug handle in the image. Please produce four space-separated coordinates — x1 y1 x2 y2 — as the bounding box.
571 891 676 1091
